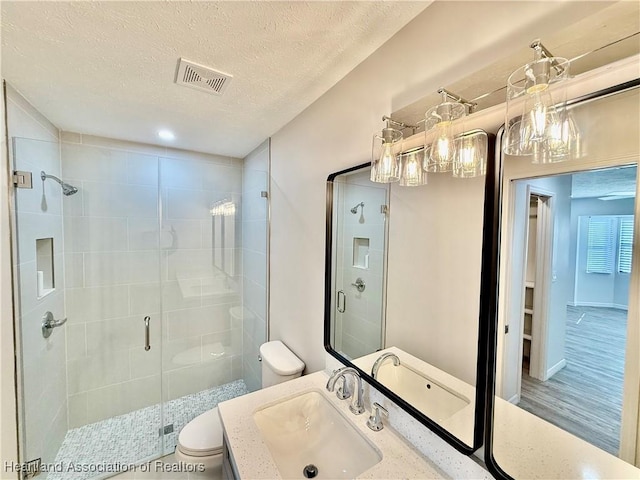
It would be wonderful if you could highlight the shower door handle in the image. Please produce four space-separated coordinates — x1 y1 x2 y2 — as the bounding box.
144 316 151 351
337 290 346 313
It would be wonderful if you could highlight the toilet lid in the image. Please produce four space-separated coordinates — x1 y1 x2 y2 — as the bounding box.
178 407 223 457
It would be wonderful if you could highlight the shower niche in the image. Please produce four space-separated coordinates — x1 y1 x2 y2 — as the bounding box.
36 237 55 298
352 237 369 269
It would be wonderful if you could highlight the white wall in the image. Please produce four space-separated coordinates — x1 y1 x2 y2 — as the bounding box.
242 139 270 392
6 84 67 466
270 1 610 374
386 173 485 385
571 198 635 309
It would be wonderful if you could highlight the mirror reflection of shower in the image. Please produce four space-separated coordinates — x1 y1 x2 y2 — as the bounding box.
351 201 365 224
41 170 78 196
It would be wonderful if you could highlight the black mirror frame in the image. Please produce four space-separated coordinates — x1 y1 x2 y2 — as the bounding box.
483 79 640 480
324 132 497 455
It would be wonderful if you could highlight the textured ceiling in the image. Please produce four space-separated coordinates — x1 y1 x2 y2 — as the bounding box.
1 1 429 158
572 166 637 199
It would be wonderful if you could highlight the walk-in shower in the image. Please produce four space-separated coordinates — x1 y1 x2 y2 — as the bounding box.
10 136 270 479
41 170 78 196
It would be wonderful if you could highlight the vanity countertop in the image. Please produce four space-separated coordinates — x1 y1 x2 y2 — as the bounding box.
493 398 640 480
217 371 453 479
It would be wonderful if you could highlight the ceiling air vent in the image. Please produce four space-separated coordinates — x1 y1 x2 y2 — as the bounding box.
175 58 232 96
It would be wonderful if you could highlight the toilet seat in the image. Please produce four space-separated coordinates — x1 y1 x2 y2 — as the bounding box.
177 407 224 457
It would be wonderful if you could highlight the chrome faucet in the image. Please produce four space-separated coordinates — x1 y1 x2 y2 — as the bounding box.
326 367 365 415
371 352 400 379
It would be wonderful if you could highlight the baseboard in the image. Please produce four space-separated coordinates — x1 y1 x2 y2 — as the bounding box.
546 359 566 379
507 393 519 405
573 301 628 311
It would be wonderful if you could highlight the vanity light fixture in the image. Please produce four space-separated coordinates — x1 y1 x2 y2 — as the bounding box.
399 148 427 186
453 130 488 178
371 117 415 184
423 89 468 173
504 40 575 163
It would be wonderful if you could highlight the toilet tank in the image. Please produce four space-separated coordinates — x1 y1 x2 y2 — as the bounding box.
260 340 305 388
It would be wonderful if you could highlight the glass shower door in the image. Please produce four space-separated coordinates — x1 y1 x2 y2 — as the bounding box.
11 137 164 478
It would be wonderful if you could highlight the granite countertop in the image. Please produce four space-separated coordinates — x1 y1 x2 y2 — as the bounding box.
217 371 452 479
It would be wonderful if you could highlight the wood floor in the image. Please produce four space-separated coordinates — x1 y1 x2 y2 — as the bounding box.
518 305 627 455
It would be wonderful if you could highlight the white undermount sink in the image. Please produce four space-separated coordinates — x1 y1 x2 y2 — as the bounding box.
253 390 382 479
375 363 470 423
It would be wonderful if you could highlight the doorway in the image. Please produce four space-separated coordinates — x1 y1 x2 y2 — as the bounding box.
502 165 637 456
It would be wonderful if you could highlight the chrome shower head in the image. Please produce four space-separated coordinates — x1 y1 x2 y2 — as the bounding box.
350 202 364 214
41 171 78 196
61 183 78 196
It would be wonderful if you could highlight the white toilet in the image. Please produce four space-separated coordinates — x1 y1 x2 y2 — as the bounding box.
174 340 305 473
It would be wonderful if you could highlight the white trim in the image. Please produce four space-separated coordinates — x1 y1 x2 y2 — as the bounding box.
507 393 520 405
573 301 629 311
546 359 567 379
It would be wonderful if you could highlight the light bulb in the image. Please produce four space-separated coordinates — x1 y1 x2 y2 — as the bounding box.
379 143 395 174
453 131 487 178
399 151 426 186
429 121 455 172
371 127 401 183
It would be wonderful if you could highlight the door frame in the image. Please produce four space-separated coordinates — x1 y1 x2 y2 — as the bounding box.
496 158 640 462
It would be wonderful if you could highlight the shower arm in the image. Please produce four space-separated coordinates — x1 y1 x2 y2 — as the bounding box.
41 171 64 186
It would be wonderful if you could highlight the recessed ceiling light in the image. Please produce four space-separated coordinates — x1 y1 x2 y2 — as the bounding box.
158 129 175 141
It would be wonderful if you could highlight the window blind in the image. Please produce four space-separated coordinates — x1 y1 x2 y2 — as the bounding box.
618 216 634 274
586 216 615 274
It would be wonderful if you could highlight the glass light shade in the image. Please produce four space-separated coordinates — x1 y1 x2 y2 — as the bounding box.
371 127 402 183
399 149 427 186
424 101 466 173
504 56 571 162
453 130 488 178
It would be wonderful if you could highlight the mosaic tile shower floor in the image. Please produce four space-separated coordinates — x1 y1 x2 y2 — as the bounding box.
48 380 249 480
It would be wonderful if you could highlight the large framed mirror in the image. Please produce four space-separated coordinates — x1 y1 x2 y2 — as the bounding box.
324 131 498 453
485 82 640 478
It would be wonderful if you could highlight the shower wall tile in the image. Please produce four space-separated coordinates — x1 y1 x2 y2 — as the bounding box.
130 346 161 380
165 188 212 220
82 251 160 287
63 216 128 253
160 157 207 189
67 393 88 429
164 304 232 340
66 285 130 323
162 219 201 250
126 152 159 186
64 253 85 288
165 357 232 401
82 181 158 218
129 283 161 314
85 375 161 425
60 135 246 429
243 248 267 288
66 323 87 361
67 350 131 394
243 219 267 254
202 164 243 193
85 315 161 353
62 143 128 183
16 211 64 264
128 218 160 251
